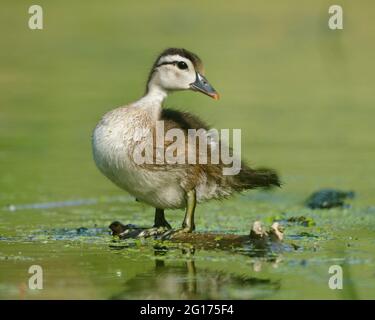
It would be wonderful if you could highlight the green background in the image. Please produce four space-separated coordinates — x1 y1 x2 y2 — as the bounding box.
0 0 374 299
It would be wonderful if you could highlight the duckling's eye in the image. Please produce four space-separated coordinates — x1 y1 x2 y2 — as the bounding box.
177 61 188 70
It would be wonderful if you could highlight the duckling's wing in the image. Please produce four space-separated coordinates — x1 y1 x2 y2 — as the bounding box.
161 108 210 131
160 108 280 199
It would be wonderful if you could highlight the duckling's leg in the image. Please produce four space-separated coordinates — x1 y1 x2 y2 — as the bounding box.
154 208 172 229
160 190 197 239
181 189 196 232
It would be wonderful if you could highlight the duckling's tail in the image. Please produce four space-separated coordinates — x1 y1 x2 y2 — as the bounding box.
233 165 281 191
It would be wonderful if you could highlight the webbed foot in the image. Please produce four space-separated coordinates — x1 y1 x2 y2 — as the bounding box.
138 226 171 238
161 227 194 240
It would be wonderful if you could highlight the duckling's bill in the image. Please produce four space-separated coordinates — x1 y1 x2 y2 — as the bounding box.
190 72 220 100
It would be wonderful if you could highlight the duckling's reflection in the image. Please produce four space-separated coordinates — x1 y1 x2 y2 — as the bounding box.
111 247 281 300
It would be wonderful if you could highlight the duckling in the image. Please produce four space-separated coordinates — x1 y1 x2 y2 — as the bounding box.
92 48 280 234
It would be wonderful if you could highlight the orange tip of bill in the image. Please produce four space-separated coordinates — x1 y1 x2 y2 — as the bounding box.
212 93 220 100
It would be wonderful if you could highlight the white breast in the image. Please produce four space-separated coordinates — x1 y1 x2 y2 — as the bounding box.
92 106 186 209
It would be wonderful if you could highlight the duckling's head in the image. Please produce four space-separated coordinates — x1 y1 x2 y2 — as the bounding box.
146 48 219 100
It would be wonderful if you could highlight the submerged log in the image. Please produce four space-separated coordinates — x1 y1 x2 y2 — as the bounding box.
109 220 284 251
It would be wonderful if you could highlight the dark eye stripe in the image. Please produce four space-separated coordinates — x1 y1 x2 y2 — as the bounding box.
156 60 188 70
